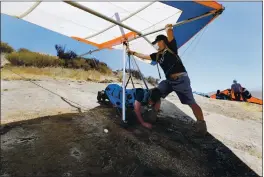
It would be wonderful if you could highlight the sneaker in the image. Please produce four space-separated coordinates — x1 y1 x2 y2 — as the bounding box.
195 120 207 136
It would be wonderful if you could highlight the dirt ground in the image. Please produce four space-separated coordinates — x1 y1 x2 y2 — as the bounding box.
1 105 260 177
1 79 263 177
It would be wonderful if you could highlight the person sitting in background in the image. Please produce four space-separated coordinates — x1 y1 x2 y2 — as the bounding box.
216 90 228 100
241 87 252 102
231 80 242 101
216 90 223 99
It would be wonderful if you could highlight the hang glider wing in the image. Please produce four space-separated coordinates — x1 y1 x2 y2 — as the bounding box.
1 1 223 62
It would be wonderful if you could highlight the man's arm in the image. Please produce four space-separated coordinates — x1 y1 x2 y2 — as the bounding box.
166 24 174 42
134 101 152 129
128 50 151 60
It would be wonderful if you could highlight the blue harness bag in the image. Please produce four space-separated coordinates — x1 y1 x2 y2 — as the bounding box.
104 84 149 109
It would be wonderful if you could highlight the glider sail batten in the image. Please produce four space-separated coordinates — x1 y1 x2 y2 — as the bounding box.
1 1 223 55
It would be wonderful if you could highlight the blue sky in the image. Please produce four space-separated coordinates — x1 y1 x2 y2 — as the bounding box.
1 2 262 93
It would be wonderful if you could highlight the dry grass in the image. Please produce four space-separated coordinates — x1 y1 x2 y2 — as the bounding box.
241 102 263 112
1 66 115 82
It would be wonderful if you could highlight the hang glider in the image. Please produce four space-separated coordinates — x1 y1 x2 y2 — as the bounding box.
1 1 224 61
211 89 263 105
1 1 224 123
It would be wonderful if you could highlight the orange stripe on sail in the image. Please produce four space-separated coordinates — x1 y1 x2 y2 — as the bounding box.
72 31 137 49
98 31 137 49
194 1 222 10
71 37 103 49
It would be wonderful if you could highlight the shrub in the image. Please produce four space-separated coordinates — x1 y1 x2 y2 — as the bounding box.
125 69 143 80
6 51 64 67
146 76 159 86
18 48 31 53
6 45 112 75
55 44 77 60
1 42 14 53
97 64 112 74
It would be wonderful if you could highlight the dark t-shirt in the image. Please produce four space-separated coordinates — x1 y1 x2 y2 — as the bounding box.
150 38 186 78
135 88 148 105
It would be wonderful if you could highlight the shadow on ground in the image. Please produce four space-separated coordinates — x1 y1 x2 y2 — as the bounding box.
1 99 259 177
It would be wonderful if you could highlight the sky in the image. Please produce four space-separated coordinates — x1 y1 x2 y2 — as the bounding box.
1 2 262 93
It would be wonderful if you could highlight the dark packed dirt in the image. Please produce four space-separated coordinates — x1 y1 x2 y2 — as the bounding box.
1 101 259 177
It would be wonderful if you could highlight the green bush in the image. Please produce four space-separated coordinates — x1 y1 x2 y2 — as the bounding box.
125 69 143 80
6 51 64 67
146 76 159 86
18 48 31 53
5 45 112 74
97 64 112 74
1 42 14 53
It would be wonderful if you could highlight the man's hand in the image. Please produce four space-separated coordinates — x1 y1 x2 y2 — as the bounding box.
142 122 152 129
165 24 173 28
127 49 135 55
165 24 174 42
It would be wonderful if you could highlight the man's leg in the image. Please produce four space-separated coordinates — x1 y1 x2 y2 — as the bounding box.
234 93 240 101
171 75 207 135
189 103 204 121
238 93 241 101
153 99 160 110
156 79 172 109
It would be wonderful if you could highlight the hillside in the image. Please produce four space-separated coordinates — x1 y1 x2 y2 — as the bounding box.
1 79 262 176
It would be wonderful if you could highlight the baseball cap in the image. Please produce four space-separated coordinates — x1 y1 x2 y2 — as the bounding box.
152 34 168 45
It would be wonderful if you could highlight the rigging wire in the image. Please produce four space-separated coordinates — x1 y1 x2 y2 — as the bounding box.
180 25 208 59
188 25 208 57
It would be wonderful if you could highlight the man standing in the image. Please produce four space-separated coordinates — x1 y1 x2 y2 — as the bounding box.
127 24 207 135
231 80 242 101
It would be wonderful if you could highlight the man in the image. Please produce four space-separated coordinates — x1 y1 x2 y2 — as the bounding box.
216 90 224 100
216 90 229 100
127 24 207 135
241 87 252 102
231 80 242 101
134 88 161 129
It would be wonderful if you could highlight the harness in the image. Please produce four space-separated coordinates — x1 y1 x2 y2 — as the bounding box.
104 84 149 109
155 46 182 78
